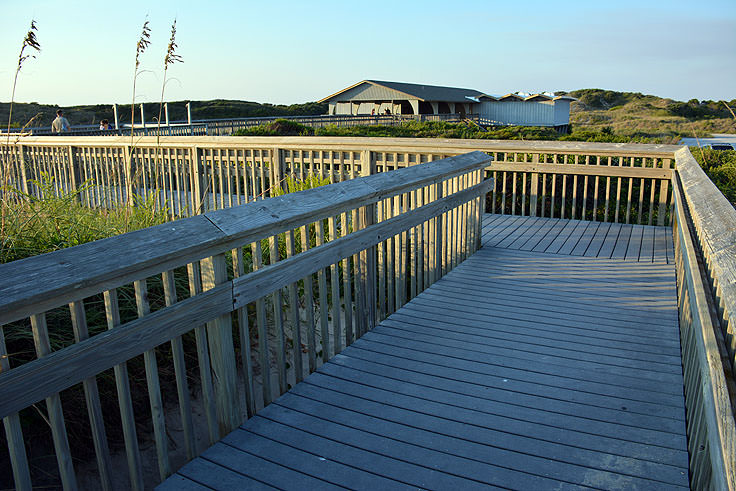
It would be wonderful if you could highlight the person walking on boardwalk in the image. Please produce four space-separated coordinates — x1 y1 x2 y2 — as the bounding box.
52 109 71 133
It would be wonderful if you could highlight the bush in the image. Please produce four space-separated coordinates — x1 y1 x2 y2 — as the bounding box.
1 174 170 263
234 118 314 136
690 148 736 207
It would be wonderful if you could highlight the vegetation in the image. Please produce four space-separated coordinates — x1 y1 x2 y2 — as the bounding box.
1 175 169 263
691 148 736 207
564 88 736 141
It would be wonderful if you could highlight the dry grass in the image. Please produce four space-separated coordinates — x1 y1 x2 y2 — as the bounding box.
570 99 736 143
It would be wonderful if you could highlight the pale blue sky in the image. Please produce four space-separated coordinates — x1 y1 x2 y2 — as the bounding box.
1 0 734 106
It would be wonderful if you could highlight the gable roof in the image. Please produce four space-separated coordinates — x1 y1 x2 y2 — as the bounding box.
319 80 485 103
319 80 577 104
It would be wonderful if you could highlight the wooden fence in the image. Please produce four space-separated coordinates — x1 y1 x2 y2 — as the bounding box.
1 136 677 224
0 152 490 490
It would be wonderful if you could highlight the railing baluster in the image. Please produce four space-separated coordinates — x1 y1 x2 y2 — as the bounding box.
328 217 342 354
133 279 171 480
314 219 330 361
200 254 241 434
185 263 218 444
30 313 78 490
284 230 304 382
103 289 144 490
161 271 198 456
0 326 32 491
69 300 114 490
299 224 317 373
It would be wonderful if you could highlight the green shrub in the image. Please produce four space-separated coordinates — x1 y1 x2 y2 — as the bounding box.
234 118 314 136
1 174 170 263
691 148 736 207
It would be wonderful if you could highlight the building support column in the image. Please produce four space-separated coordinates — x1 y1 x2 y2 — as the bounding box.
409 99 420 116
430 102 439 115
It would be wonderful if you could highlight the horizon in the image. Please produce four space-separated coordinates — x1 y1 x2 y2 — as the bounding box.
2 0 735 107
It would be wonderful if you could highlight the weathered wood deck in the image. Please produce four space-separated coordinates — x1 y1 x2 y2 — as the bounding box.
160 214 688 490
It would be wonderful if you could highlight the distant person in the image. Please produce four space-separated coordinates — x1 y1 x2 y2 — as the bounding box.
371 108 375 115
52 110 71 133
99 119 111 130
385 108 391 115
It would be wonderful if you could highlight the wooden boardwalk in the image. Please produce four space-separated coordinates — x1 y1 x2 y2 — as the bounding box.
160 215 688 490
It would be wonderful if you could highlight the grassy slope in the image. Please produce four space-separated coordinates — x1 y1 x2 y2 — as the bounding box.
567 89 736 143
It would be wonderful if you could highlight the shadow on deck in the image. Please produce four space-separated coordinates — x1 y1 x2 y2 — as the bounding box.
160 214 688 490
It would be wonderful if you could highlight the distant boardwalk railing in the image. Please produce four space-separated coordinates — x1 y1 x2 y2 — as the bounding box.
0 112 476 137
1 137 735 489
2 136 676 225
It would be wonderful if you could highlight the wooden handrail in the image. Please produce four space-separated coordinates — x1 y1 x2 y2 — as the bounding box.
2 134 682 157
673 172 736 490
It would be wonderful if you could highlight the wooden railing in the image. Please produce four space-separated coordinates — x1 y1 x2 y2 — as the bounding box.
1 136 678 224
673 147 736 490
2 136 735 489
0 113 476 138
0 152 490 490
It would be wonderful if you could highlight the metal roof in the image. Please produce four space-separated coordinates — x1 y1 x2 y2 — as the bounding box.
478 93 576 102
319 80 576 104
319 80 486 103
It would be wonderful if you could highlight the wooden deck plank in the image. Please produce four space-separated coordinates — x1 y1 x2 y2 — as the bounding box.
597 222 623 258
583 221 611 257
495 217 545 249
299 374 687 488
353 334 683 403
654 226 668 264
543 219 583 254
571 220 600 256
506 216 551 250
384 310 682 368
530 218 574 253
518 218 564 251
314 361 687 463
428 274 679 324
556 220 592 255
238 415 494 490
327 348 685 434
610 224 634 259
272 391 587 490
482 215 524 245
625 225 645 261
163 214 686 491
640 225 655 262
221 427 408 490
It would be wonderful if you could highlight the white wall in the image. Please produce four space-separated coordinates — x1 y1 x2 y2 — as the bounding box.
479 100 558 126
553 100 571 126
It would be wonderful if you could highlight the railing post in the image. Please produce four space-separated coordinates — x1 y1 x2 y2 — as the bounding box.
271 147 284 196
200 253 241 436
18 144 29 196
529 153 539 217
0 327 32 491
361 202 377 332
190 146 204 215
361 149 375 177
67 146 82 202
434 181 444 282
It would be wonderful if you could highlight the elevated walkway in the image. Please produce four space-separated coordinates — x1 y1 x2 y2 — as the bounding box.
161 215 687 490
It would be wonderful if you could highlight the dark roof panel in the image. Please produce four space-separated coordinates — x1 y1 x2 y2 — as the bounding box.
366 80 485 102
